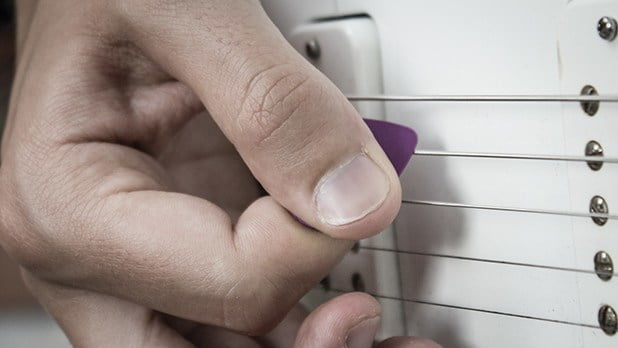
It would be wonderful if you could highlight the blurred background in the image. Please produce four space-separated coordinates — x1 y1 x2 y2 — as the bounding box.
0 1 69 346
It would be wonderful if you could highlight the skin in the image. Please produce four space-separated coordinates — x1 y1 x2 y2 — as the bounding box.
0 0 441 346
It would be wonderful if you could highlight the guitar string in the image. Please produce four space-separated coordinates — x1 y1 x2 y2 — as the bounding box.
346 94 618 102
404 147 615 274
353 94 618 162
402 199 617 220
403 151 614 273
325 288 599 329
338 94 615 329
357 246 617 278
414 150 618 164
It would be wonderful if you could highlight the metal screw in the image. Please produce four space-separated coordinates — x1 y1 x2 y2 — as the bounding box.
590 195 609 226
599 305 617 335
305 39 321 60
594 251 614 281
585 140 604 171
580 85 599 116
598 16 618 41
351 273 365 292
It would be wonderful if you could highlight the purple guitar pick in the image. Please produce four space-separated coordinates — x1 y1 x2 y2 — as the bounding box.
363 118 417 175
293 118 417 228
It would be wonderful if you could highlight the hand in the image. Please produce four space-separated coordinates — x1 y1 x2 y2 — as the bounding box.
0 0 432 346
25 280 439 347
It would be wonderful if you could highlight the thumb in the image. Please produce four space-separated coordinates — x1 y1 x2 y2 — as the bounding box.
119 0 401 239
293 292 381 348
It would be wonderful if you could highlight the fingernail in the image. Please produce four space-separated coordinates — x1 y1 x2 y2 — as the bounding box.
315 154 390 226
346 317 380 348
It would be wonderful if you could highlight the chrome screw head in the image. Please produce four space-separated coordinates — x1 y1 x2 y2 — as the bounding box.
599 305 617 336
598 16 618 41
594 251 614 281
580 85 599 116
305 39 321 60
585 140 604 171
590 195 609 226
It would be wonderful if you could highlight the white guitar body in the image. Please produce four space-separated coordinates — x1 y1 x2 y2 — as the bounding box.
261 1 618 347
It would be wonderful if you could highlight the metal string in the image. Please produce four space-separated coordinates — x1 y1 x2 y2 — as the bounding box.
350 94 618 163
353 95 618 164
414 150 618 164
347 94 618 102
358 246 617 278
337 94 616 330
402 199 617 220
326 288 600 329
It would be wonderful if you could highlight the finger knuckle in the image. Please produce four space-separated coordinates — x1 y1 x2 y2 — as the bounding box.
0 148 99 275
0 199 48 270
237 66 318 148
0 153 48 270
222 272 295 335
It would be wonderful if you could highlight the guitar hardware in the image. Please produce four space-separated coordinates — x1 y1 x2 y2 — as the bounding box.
320 276 331 291
594 251 614 281
351 242 360 253
580 85 600 115
351 272 365 292
585 141 604 170
589 196 610 226
598 16 617 41
599 305 617 335
305 39 321 60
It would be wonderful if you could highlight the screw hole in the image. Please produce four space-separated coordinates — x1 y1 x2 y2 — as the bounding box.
320 276 331 291
351 242 360 253
305 39 321 60
351 273 365 292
